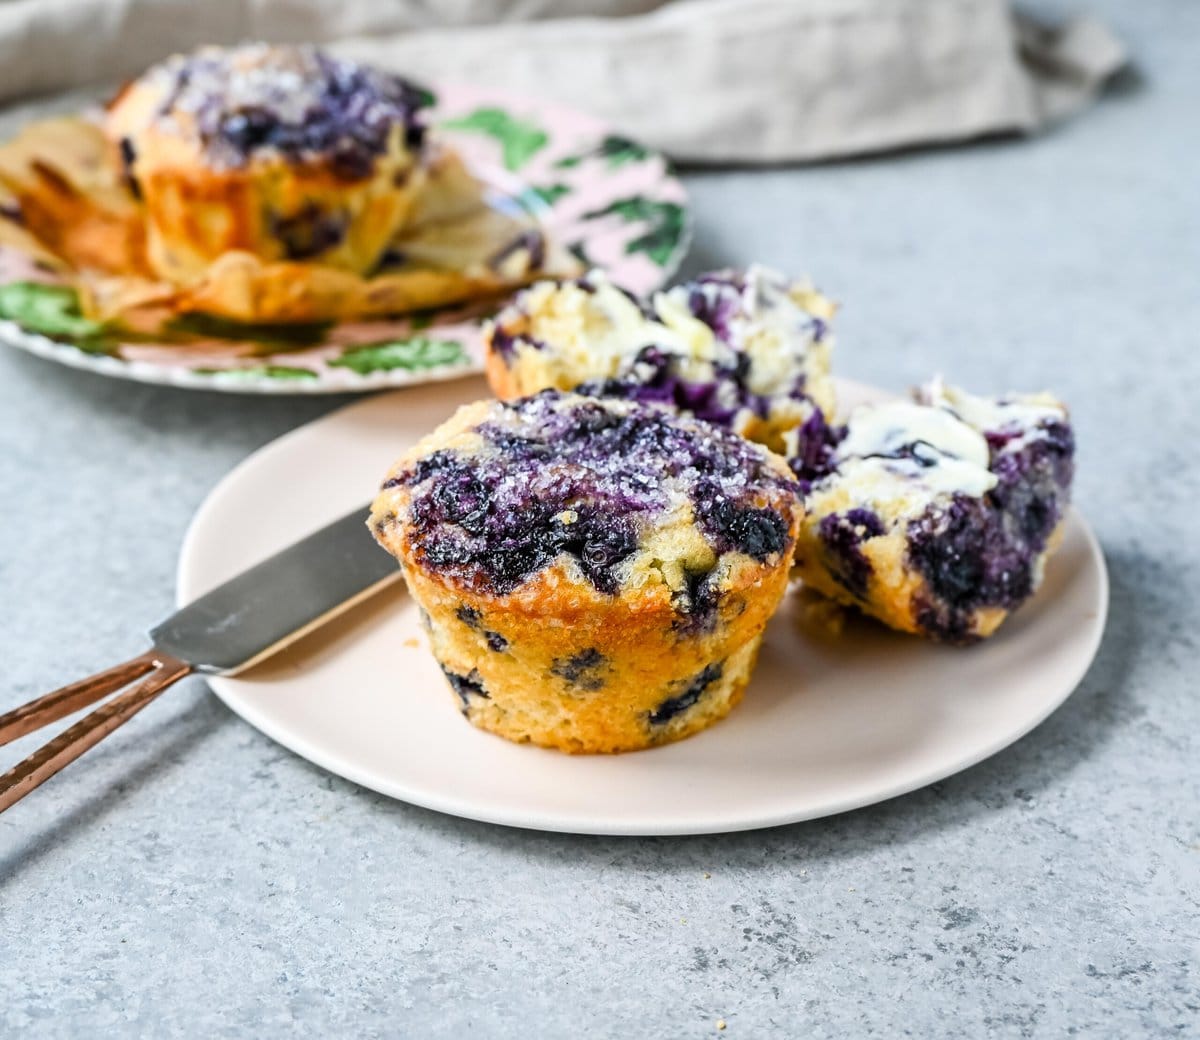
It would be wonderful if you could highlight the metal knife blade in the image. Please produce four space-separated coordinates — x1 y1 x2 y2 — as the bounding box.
150 506 402 675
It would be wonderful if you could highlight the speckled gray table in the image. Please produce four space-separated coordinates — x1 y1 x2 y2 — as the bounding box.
1 3 1196 1037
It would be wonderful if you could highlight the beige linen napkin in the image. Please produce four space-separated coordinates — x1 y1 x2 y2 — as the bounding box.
0 0 1124 163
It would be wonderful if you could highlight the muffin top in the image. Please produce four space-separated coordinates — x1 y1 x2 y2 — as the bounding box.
110 44 428 177
487 265 836 430
374 391 801 612
788 380 1074 637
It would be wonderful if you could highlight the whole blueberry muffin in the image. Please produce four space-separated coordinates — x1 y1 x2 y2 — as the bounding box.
370 391 803 753
786 379 1074 643
106 44 429 283
483 265 836 452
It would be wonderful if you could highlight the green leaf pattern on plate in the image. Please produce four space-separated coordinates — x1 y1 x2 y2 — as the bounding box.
329 336 468 375
521 184 571 210
192 365 320 380
556 135 652 170
567 241 592 269
439 108 548 171
168 312 333 348
582 197 687 266
0 282 111 352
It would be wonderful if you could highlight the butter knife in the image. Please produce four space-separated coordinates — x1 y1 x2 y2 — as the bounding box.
0 506 400 813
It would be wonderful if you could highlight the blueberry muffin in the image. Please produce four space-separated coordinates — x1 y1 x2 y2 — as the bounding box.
370 391 803 753
484 266 836 452
106 44 429 283
786 379 1074 643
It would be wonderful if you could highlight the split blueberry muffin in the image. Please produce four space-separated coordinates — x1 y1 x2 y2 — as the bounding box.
483 265 836 452
106 44 429 283
370 390 803 753
787 379 1074 643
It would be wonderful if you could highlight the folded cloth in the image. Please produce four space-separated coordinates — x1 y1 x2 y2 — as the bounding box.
0 0 1124 163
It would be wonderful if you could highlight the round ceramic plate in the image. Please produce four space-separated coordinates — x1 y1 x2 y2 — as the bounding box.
0 83 688 393
179 378 1108 835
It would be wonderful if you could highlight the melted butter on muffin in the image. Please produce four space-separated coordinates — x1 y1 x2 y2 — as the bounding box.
832 400 998 514
921 377 1069 453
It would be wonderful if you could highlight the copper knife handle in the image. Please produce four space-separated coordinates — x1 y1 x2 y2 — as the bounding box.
0 651 192 813
0 650 161 747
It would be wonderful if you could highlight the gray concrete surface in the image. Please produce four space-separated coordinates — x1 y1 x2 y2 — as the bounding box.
1 2 1196 1036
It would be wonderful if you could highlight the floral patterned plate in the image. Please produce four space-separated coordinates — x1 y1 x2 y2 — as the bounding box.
0 83 689 394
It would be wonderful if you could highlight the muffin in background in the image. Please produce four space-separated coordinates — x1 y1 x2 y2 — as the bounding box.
370 391 803 753
786 379 1074 643
106 43 430 283
484 265 836 452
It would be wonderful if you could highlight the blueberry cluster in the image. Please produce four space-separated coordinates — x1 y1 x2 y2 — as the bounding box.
455 606 509 653
492 269 827 436
576 346 759 430
267 203 349 260
441 666 489 713
649 662 725 725
550 648 608 690
388 392 798 598
486 324 542 362
156 46 428 178
785 407 843 492
907 419 1074 639
682 274 744 343
686 269 828 349
816 509 886 599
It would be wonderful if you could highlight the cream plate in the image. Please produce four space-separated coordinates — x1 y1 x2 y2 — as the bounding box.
179 378 1108 835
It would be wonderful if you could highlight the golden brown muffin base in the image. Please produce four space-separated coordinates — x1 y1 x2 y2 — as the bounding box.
0 121 582 329
133 145 422 284
400 555 788 754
